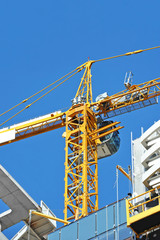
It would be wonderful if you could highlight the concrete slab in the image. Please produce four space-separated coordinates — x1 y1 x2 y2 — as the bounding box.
0 164 39 231
12 201 57 240
0 165 56 239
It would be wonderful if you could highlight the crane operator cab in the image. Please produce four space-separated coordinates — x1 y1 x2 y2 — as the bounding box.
96 119 120 160
70 95 120 160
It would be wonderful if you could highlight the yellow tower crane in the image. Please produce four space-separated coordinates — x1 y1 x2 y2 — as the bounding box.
0 46 160 224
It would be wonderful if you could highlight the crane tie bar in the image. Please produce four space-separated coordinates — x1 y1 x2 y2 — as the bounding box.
0 67 79 118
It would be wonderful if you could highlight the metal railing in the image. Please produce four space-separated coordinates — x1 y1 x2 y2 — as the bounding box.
127 186 160 217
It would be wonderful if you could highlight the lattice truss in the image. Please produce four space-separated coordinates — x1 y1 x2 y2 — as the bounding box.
64 105 98 221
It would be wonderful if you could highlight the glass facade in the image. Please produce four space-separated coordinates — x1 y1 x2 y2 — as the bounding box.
89 224 131 240
48 199 132 240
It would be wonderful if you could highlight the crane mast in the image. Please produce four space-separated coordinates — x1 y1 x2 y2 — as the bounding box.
64 104 98 220
64 62 98 220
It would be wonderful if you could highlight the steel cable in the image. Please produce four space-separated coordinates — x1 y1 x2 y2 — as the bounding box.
0 67 78 118
0 70 79 127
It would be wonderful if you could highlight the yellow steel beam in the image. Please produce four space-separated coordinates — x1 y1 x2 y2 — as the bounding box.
89 121 121 136
0 112 65 134
83 104 88 216
75 61 93 104
91 126 124 141
0 112 65 146
116 165 132 181
128 185 160 202
30 210 70 224
92 77 160 117
93 46 160 63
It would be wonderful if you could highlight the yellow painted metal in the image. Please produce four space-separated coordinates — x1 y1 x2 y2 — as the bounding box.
30 210 70 224
92 125 124 141
75 61 93 104
126 186 160 236
89 121 121 136
1 77 160 148
116 165 131 181
128 204 160 225
0 112 65 146
93 77 160 116
93 46 160 63
64 104 98 221
128 185 160 203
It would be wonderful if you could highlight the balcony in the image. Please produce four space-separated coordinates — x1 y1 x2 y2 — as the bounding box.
126 186 160 237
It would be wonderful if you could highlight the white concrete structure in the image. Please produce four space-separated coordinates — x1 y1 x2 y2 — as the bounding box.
0 164 56 239
132 136 146 196
0 232 8 240
12 201 56 240
132 120 160 196
141 120 160 189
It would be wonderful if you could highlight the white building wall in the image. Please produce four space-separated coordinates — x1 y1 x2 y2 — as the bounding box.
133 120 160 196
132 137 145 196
141 120 160 190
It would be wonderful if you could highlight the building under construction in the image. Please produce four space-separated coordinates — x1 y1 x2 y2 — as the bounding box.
0 47 160 239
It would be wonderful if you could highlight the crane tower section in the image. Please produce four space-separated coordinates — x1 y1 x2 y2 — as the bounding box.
64 104 98 221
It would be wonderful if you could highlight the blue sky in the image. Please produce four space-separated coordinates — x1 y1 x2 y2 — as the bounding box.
0 1 160 238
